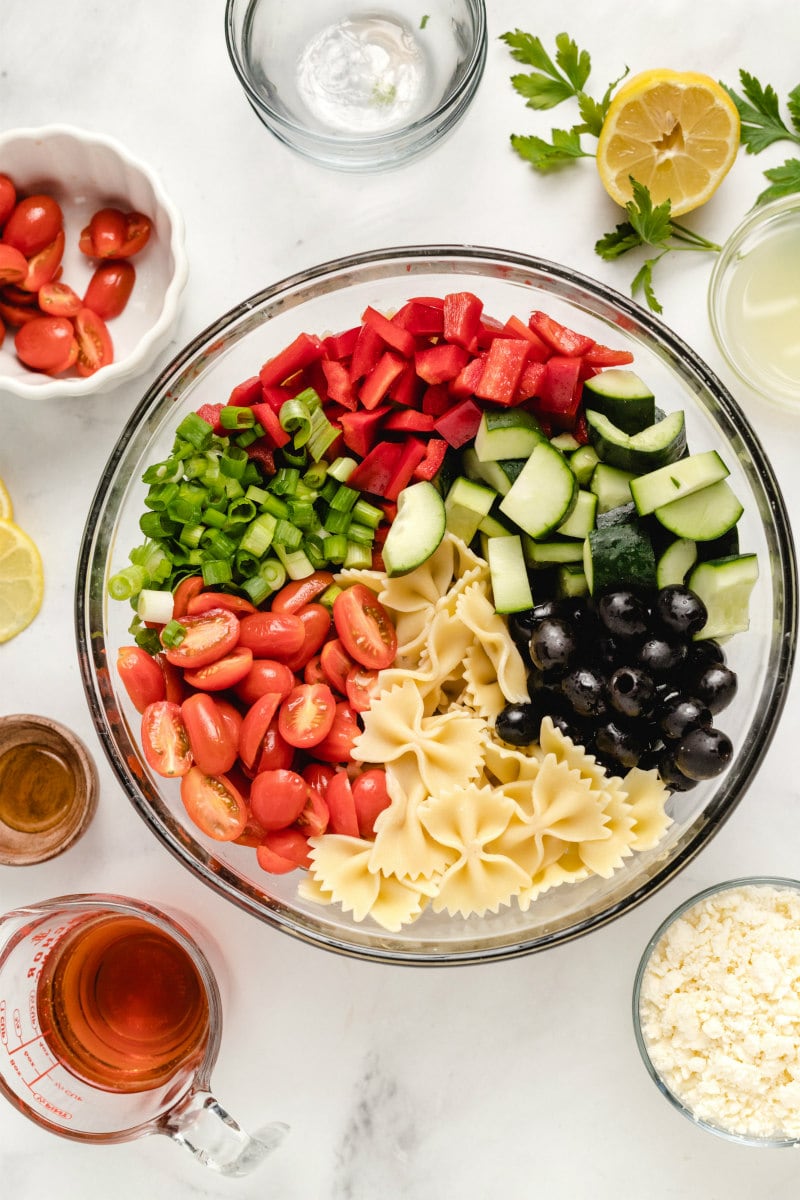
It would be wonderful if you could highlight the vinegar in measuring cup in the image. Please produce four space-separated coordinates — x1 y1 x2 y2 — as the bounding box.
36 912 210 1093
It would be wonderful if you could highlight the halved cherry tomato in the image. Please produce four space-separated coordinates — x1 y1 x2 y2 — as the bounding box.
294 786 329 837
117 645 166 713
2 194 63 257
234 657 295 707
213 696 244 749
351 768 391 838
79 206 127 258
301 762 336 797
183 645 253 691
311 701 361 764
0 315 5 350
250 768 308 831
270 570 334 614
238 692 282 770
162 607 240 669
180 767 248 841
181 692 238 776
156 652 186 704
255 716 295 773
0 175 16 229
333 584 397 670
172 574 204 619
14 316 77 372
302 653 327 686
186 591 257 617
320 637 355 695
20 229 64 292
345 665 380 713
118 211 152 258
279 682 336 749
0 297 39 327
237 610 305 658
0 244 28 286
325 770 359 836
141 700 193 777
1 283 36 305
256 828 312 874
74 306 113 376
83 259 135 319
44 336 79 376
279 603 332 673
37 280 82 317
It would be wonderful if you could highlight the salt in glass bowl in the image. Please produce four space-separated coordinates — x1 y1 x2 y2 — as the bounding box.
76 246 797 965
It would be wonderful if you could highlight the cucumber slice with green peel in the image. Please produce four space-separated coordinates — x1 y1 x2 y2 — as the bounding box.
557 489 598 539
581 369 656 433
596 501 637 528
583 523 657 594
473 409 546 463
478 511 515 538
487 535 534 613
656 537 698 588
523 538 585 567
654 479 744 541
558 563 589 598
550 431 581 453
687 554 759 640
630 450 729 516
382 480 446 577
585 408 687 473
499 440 577 538
462 448 527 497
570 444 600 486
590 462 636 513
444 476 497 543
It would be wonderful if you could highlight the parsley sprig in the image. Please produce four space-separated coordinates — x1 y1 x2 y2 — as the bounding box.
723 70 800 203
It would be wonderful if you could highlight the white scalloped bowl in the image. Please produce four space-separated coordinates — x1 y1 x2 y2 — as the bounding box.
0 125 188 399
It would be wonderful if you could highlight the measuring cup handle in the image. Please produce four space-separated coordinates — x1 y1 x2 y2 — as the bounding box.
160 1088 288 1176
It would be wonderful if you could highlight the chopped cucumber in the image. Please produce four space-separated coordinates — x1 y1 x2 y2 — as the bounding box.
581 369 655 433
478 511 515 538
570 444 600 486
585 408 687 473
550 431 580 453
687 554 759 640
474 409 545 463
558 563 589 598
487 535 534 613
462 448 527 497
630 450 729 516
583 523 657 594
557 489 598 539
499 440 577 538
656 537 698 588
654 479 743 541
590 462 636 513
382 480 446 576
596 501 637 528
523 538 585 567
444 476 497 543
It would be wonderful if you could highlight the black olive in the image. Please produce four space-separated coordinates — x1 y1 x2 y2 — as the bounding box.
591 633 625 673
658 695 713 740
675 727 733 780
685 638 726 672
655 585 708 638
508 608 539 648
607 666 656 719
597 590 650 639
561 666 608 718
594 718 644 769
638 636 688 676
529 616 578 675
548 710 591 745
657 748 699 791
495 702 542 747
692 664 738 715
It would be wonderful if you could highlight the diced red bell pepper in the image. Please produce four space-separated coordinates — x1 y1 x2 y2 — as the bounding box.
195 402 224 434
582 343 635 367
502 314 551 363
476 315 507 349
361 305 416 358
321 358 358 410
412 437 448 481
388 360 422 408
359 350 406 411
474 338 531 406
322 325 360 360
449 353 486 399
383 409 436 433
415 342 470 385
391 299 444 337
349 322 385 383
443 291 483 352
251 401 291 448
515 359 546 402
304 359 329 403
260 384 293 413
246 440 276 477
536 356 584 428
339 406 391 457
228 375 262 406
407 295 445 308
384 437 428 501
259 331 323 389
433 397 483 448
347 441 404 495
421 383 451 417
528 311 595 357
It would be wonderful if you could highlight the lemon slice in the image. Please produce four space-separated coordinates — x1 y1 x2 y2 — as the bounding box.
596 69 740 216
0 477 13 521
0 518 44 643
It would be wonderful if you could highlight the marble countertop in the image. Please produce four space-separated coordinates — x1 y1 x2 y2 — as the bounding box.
1 2 799 1196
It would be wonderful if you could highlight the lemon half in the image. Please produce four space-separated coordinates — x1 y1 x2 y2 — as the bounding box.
0 517 44 643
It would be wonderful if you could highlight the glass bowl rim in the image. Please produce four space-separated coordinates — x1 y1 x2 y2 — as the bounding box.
632 875 800 1147
76 243 798 966
223 0 488 152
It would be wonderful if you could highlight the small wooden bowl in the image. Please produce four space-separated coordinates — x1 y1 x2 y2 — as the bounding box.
0 714 98 865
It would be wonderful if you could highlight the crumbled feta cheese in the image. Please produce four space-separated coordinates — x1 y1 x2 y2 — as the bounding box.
638 883 800 1139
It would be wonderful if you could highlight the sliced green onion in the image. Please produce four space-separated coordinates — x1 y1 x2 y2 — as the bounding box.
324 534 349 564
235 429 259 449
179 523 206 549
234 548 261 577
225 496 257 530
273 519 303 551
261 493 290 520
239 511 277 557
176 412 213 450
306 406 339 462
160 617 187 647
259 557 287 592
224 476 245 501
288 499 317 529
271 467 300 496
280 396 313 447
318 583 343 608
282 445 308 468
242 461 261 487
202 506 227 530
347 521 375 546
273 544 316 580
128 616 162 656
144 482 179 512
201 529 238 559
303 461 328 489
240 573 272 606
351 497 383 528
327 456 357 482
139 511 177 539
329 484 359 513
343 541 374 570
323 507 352 535
245 484 270 506
220 446 248 481
108 564 147 602
142 457 184 486
303 537 328 570
168 482 207 524
220 405 255 431
138 589 176 625
202 559 232 586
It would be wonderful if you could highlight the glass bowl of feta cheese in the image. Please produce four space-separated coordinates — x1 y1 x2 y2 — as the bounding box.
634 876 800 1146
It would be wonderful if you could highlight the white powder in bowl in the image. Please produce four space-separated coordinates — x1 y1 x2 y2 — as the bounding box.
638 882 800 1140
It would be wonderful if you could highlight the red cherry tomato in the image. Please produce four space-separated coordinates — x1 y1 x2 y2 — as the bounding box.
162 607 240 669
74 306 113 376
0 315 5 350
250 768 308 832
37 280 82 317
0 297 40 327
182 645 253 691
279 603 332 673
333 584 397 670
256 828 312 874
141 700 192 778
172 574 204 618
118 211 152 258
237 610 305 658
312 701 361 764
20 229 64 292
1 282 36 306
181 692 238 776
180 768 248 841
2 194 63 257
186 591 257 617
270 570 334 614
345 665 380 713
156 652 186 704
293 786 329 836
117 645 166 713
14 316 77 372
238 692 283 770
0 244 28 286
351 768 391 838
254 716 295 773
79 206 127 258
213 696 244 748
325 770 359 836
302 653 327 686
234 657 295 707
0 175 16 229
83 259 135 319
320 637 355 695
278 683 337 749
301 762 336 797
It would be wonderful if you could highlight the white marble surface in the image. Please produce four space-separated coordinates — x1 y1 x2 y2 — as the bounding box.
1 2 800 1196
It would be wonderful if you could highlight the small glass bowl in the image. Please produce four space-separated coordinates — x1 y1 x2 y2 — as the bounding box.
224 0 487 171
708 195 800 412
633 877 800 1147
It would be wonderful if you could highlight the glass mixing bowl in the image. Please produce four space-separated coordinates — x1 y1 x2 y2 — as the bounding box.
76 247 797 966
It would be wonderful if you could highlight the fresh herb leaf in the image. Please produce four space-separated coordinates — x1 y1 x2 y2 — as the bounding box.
553 32 591 94
724 70 800 154
503 30 592 112
511 71 576 110
625 179 673 245
630 258 664 315
510 129 590 171
756 157 800 204
594 222 645 261
501 30 562 76
788 84 800 133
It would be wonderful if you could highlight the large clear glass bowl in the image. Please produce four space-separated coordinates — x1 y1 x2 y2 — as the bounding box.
76 247 797 966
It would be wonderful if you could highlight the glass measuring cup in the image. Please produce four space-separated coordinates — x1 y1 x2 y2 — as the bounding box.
0 893 287 1174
